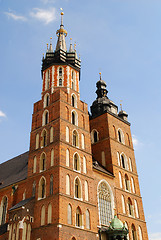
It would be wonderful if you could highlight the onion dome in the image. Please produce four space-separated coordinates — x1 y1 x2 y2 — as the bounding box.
109 215 124 230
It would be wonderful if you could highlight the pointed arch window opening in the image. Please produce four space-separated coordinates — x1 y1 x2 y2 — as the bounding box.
74 154 80 171
75 178 81 199
73 130 78 147
1 197 7 225
45 111 49 125
76 207 82 227
72 112 76 125
59 78 62 86
98 182 112 226
50 175 53 195
121 155 125 169
46 95 49 107
59 67 62 77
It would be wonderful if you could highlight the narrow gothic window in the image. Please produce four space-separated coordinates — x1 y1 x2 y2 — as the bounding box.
22 222 27 240
83 156 87 174
47 204 52 224
86 209 90 229
119 172 122 188
121 155 125 169
134 199 139 218
118 130 122 142
51 149 54 166
128 198 134 216
41 205 45 226
40 153 46 171
101 151 105 167
94 130 98 143
121 195 126 213
33 156 37 173
138 226 143 240
1 196 7 225
50 127 53 143
132 224 137 240
59 78 62 86
27 224 31 240
67 204 72 224
66 175 70 195
66 126 69 142
131 177 135 193
50 175 53 195
76 207 82 227
36 133 39 149
75 178 81 199
125 174 130 191
98 181 112 225
85 181 88 201
81 134 85 149
73 130 78 147
46 95 49 107
74 153 80 171
59 67 62 77
32 181 36 197
39 177 46 199
72 95 75 107
45 111 49 125
42 130 47 147
72 112 75 125
66 149 70 167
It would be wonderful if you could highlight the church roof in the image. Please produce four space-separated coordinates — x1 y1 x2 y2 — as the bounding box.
0 152 28 189
9 197 34 211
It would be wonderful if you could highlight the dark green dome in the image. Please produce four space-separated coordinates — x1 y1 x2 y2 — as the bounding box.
110 215 124 229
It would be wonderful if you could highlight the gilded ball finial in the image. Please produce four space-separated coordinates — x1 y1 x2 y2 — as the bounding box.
50 37 52 39
61 12 64 15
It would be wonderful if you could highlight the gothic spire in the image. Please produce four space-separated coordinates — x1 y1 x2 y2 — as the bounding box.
55 11 67 52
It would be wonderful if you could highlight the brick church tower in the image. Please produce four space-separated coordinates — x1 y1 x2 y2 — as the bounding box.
0 11 149 240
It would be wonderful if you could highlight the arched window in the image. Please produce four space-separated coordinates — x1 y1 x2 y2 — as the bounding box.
71 70 75 90
59 78 62 86
27 224 31 240
72 130 78 147
44 94 50 108
71 111 78 126
8 224 12 240
73 153 80 171
66 126 69 142
117 152 120 166
41 129 47 148
75 178 81 199
128 198 134 217
125 174 130 191
125 222 129 240
86 209 90 229
40 153 46 172
121 154 125 169
85 181 89 201
83 156 87 174
36 133 39 149
119 172 123 188
138 226 143 240
134 199 139 218
132 224 137 240
66 175 70 195
118 129 124 144
33 156 37 173
50 175 53 195
50 127 53 143
129 158 133 171
47 204 52 224
81 134 85 149
121 195 126 213
101 151 106 167
67 204 72 225
22 222 27 240
131 177 135 193
38 177 46 199
71 94 77 107
32 181 36 197
41 205 45 226
66 149 70 167
12 223 16 240
43 110 49 126
51 149 54 166
76 207 82 227
92 130 98 143
59 67 62 77
1 196 7 225
98 181 112 225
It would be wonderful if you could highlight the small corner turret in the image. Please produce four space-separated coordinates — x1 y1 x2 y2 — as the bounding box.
42 11 81 74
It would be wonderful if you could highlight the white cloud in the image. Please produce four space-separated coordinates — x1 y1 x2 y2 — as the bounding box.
5 12 27 21
30 8 57 25
0 111 6 118
132 134 143 149
149 232 161 240
41 0 56 4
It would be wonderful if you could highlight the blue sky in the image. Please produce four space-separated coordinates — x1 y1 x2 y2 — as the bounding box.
0 0 161 239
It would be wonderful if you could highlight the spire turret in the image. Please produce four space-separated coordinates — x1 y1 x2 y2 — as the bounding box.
48 37 53 52
55 11 67 52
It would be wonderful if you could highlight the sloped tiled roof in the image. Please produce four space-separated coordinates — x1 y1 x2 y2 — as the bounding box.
0 152 28 189
9 197 34 211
